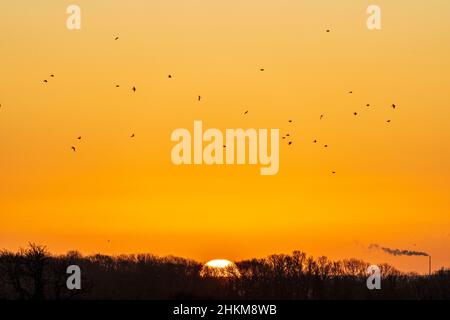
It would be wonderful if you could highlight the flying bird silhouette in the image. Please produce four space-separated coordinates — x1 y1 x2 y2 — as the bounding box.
115 36 119 40
71 146 76 152
198 95 201 101
366 104 370 107
43 80 48 83
288 141 293 146
132 86 136 92
168 75 172 78
131 134 135 138
386 120 391 123
313 140 317 143
244 110 248 115
50 74 54 77
324 144 328 148
392 104 396 109
77 136 81 140
260 68 265 71
353 112 358 116
320 114 324 120
288 120 293 123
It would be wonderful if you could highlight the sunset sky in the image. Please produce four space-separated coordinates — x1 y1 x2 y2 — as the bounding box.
1 0 450 274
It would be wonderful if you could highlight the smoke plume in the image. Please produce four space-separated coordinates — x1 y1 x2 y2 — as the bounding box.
368 244 428 257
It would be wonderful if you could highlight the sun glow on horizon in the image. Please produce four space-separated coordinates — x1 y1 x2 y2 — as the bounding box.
200 259 241 278
205 259 233 268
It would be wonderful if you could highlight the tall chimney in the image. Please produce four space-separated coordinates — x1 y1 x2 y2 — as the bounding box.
429 256 431 276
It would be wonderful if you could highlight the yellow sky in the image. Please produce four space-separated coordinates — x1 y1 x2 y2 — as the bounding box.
1 0 450 273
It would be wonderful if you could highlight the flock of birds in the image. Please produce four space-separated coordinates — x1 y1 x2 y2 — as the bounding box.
9 30 397 176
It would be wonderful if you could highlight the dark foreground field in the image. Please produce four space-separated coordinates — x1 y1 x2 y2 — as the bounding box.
0 244 449 300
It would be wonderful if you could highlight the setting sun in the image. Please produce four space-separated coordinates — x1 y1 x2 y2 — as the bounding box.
200 260 241 278
205 259 233 268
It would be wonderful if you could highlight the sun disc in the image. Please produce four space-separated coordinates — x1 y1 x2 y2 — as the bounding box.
205 259 232 268
200 259 241 278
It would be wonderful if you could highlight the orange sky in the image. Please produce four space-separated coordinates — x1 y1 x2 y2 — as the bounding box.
1 0 450 274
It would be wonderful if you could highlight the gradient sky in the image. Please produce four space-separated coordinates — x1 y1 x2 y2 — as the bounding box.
1 0 450 273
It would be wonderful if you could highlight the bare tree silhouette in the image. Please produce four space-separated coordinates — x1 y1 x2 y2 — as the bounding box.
1 244 449 300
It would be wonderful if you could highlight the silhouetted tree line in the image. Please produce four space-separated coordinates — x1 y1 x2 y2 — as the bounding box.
0 244 448 300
